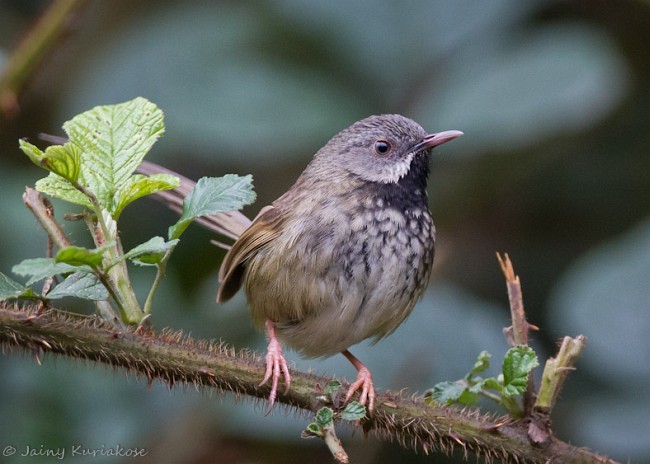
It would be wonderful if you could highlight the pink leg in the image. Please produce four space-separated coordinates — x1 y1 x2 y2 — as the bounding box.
342 350 376 413
259 319 291 412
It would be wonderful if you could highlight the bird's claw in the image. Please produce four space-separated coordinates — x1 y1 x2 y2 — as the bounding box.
344 365 375 414
260 320 291 414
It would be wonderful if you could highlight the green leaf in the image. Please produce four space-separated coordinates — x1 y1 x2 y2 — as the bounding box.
469 350 492 378
12 258 91 286
426 380 471 405
20 140 82 183
467 381 484 397
339 401 366 421
502 346 539 397
301 422 322 439
123 236 179 266
324 380 342 396
47 272 108 301
27 98 165 215
456 388 479 405
168 174 256 240
481 377 502 391
35 172 93 208
55 243 114 268
61 97 164 214
0 272 39 300
19 139 43 164
315 407 334 428
112 173 180 218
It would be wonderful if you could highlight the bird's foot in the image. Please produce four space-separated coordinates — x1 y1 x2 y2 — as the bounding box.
342 350 376 414
260 320 291 413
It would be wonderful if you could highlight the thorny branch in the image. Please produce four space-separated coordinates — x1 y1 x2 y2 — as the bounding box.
0 303 615 463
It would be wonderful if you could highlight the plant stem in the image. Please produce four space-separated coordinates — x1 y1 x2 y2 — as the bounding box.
93 268 129 322
143 247 176 316
107 239 143 324
496 252 537 416
323 425 348 463
535 336 586 412
478 389 502 403
22 188 71 249
80 190 142 324
0 0 88 116
496 252 531 346
500 395 523 419
95 300 122 326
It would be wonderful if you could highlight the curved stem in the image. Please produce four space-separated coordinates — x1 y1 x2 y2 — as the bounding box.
143 247 175 316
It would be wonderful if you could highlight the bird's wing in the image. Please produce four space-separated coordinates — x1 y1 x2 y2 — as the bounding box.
216 205 283 302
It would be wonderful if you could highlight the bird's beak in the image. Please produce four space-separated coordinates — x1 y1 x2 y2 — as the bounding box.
414 130 464 152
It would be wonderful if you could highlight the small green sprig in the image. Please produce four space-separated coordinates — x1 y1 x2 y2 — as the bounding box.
425 346 539 418
1 97 256 325
301 381 366 463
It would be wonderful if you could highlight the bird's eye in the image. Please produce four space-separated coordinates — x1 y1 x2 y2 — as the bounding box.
374 140 392 155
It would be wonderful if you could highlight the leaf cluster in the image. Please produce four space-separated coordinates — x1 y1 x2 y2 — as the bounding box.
302 380 367 439
425 346 539 418
1 98 256 325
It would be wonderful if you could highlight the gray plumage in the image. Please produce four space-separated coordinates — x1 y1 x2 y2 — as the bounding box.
218 115 446 357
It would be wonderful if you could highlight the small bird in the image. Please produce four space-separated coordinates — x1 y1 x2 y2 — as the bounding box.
214 115 463 412
139 115 462 413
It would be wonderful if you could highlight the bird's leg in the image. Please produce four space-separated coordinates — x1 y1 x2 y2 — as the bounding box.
342 349 376 413
260 319 291 412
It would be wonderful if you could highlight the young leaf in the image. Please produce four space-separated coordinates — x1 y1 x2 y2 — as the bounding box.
301 422 323 439
469 350 492 377
112 173 180 218
35 172 94 209
456 388 479 405
315 407 335 428
20 140 81 184
168 175 256 240
0 272 39 300
60 97 165 215
55 243 114 268
46 272 108 301
426 380 470 405
12 258 91 286
324 380 342 396
123 236 179 266
19 139 44 165
502 346 539 397
25 98 165 215
481 377 502 391
339 401 366 421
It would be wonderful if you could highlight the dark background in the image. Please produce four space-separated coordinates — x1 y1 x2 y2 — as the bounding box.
1 1 649 462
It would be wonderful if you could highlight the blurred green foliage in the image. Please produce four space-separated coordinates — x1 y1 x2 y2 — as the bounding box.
1 1 649 462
